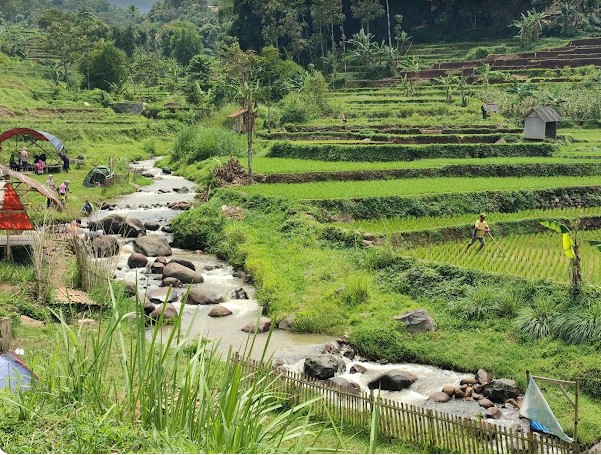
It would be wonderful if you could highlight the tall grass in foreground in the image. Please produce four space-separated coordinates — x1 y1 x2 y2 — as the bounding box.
7 283 337 453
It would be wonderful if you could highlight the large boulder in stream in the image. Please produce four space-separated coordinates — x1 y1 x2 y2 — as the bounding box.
208 305 232 317
483 379 521 403
241 317 272 333
183 287 223 305
162 262 203 284
328 377 361 394
303 354 341 380
133 235 172 257
89 214 146 238
368 370 417 391
148 303 178 322
127 252 148 269
91 236 120 257
144 221 160 231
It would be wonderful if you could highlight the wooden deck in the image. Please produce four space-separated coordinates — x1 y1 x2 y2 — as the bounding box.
54 287 96 305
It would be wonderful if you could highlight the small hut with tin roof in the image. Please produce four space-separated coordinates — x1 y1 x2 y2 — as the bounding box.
523 106 561 141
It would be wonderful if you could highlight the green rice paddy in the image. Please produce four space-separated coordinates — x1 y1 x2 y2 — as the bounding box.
407 229 601 286
333 207 601 234
241 175 601 200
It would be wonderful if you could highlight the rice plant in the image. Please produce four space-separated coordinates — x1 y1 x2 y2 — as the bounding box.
240 176 601 200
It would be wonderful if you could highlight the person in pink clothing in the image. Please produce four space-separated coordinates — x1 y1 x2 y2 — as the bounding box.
58 180 70 203
36 159 44 175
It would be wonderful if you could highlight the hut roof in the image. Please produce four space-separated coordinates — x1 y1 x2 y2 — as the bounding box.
228 108 248 118
524 106 561 123
0 182 33 230
0 128 65 154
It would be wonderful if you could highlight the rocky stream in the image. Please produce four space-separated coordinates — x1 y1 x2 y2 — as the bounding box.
86 158 527 430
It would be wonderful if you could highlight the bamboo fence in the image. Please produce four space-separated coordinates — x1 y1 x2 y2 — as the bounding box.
231 353 573 454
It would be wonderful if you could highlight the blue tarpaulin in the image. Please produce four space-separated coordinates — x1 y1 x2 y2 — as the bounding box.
0 351 37 391
520 376 573 443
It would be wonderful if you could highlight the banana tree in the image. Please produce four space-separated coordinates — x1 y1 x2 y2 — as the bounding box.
540 220 581 296
435 74 460 103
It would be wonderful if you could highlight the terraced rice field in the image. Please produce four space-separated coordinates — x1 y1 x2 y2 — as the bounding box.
408 229 601 286
332 207 601 234
241 176 601 200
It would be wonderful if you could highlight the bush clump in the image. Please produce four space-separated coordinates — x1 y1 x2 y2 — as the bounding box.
172 125 244 164
172 205 227 251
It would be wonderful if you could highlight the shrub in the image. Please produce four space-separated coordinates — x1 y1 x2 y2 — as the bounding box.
453 285 520 320
552 300 601 344
514 292 562 340
172 205 227 251
267 141 555 162
173 125 244 163
337 273 370 307
279 93 314 124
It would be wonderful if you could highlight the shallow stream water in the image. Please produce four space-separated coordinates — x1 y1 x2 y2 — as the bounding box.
89 158 520 423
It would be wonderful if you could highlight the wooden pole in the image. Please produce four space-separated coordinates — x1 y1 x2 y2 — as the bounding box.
574 378 579 453
6 230 11 260
0 317 12 353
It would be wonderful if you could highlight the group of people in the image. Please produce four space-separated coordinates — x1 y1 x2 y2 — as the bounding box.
8 146 70 173
44 174 93 215
44 175 70 206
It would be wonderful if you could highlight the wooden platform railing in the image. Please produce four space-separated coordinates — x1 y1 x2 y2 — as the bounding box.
231 353 573 454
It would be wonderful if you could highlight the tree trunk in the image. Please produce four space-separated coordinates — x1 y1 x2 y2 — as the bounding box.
385 0 392 50
319 25 325 62
330 21 337 79
246 102 254 184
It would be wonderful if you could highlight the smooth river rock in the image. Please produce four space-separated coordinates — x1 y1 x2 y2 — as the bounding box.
208 305 232 317
127 252 148 269
162 262 203 284
303 354 341 380
133 235 172 257
241 317 272 333
184 287 224 305
368 370 417 391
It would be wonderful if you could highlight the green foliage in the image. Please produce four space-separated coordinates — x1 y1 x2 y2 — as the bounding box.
553 300 601 344
337 273 371 308
267 142 555 162
172 204 227 251
515 292 562 340
172 125 244 163
169 21 203 66
452 285 520 321
279 93 314 123
82 41 127 92
312 184 601 220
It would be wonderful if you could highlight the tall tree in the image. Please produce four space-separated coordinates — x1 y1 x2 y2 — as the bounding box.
222 43 262 184
311 0 344 75
350 0 384 34
39 10 84 84
82 41 128 92
170 21 203 66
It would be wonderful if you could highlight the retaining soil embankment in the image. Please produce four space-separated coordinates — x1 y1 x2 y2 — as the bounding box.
257 163 601 184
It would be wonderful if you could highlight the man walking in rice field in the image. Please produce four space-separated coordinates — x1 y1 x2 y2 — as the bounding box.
466 213 490 251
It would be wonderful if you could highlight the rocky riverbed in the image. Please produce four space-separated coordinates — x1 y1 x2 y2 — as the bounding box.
84 158 527 429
